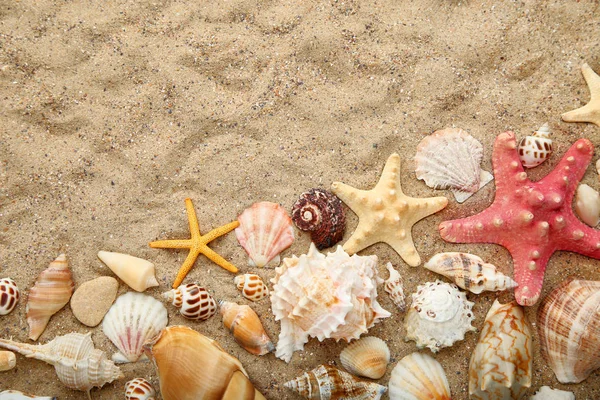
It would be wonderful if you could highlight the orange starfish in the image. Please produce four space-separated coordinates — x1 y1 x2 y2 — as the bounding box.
149 198 239 288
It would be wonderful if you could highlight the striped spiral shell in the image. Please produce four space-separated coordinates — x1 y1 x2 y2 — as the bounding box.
125 378 156 400
0 278 20 316
162 283 217 321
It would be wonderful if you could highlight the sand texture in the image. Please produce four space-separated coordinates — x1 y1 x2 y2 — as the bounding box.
1 0 600 398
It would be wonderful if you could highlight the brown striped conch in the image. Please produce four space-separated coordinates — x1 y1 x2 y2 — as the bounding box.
162 283 217 321
234 274 269 302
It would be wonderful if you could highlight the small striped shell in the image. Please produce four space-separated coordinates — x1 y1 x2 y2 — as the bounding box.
125 378 156 400
384 263 406 311
340 336 390 379
0 278 20 316
518 123 553 168
388 352 451 400
423 252 517 294
234 274 269 302
162 283 217 321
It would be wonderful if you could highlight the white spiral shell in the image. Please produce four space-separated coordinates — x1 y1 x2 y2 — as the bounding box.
518 123 553 168
384 263 406 311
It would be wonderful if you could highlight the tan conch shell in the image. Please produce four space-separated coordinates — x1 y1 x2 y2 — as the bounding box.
388 352 451 400
424 252 518 294
384 263 406 311
0 391 56 399
219 300 274 356
97 251 159 292
340 336 390 379
574 184 600 227
469 300 532 400
143 325 266 400
0 278 20 316
0 332 123 398
162 283 217 320
538 278 600 384
530 386 575 400
26 254 75 341
234 274 269 302
284 364 387 400
404 280 475 352
0 350 16 371
125 378 156 400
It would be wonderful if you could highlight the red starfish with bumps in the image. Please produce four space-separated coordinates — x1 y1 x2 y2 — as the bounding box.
439 131 600 306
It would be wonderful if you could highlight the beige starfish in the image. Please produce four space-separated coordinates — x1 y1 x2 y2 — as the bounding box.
331 153 448 266
562 63 600 126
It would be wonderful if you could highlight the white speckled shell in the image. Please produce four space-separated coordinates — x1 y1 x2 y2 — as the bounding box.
162 283 217 321
102 292 168 363
424 252 517 294
388 352 451 400
384 263 406 311
415 128 493 203
469 300 532 400
340 336 390 379
234 274 269 302
530 386 574 400
575 184 600 226
0 278 19 316
518 123 553 168
125 378 156 400
404 280 475 352
270 244 390 363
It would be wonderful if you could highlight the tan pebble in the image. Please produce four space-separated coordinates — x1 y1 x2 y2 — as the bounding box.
70 276 119 327
0 350 16 371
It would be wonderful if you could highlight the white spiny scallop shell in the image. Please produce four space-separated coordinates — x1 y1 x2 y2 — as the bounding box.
404 280 475 352
0 278 19 316
384 263 406 311
518 123 553 168
234 274 269 302
388 352 451 400
530 386 575 400
0 391 57 399
125 378 156 400
235 202 295 268
415 128 493 203
424 252 517 294
102 292 168 363
162 283 217 320
340 336 390 379
575 184 600 226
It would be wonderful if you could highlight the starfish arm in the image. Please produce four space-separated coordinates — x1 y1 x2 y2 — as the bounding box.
342 223 380 255
184 198 201 239
201 221 240 244
330 182 371 216
562 63 600 126
439 207 500 244
556 217 600 258
198 245 238 273
172 249 201 288
490 132 529 197
406 196 448 225
374 153 404 194
510 245 553 306
149 239 193 249
387 233 421 266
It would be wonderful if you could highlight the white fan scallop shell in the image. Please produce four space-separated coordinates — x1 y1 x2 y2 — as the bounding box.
340 336 390 379
388 352 451 400
102 292 168 363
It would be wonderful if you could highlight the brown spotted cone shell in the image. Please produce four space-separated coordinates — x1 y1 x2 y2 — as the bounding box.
162 283 217 321
291 188 346 250
0 278 20 316
125 378 156 400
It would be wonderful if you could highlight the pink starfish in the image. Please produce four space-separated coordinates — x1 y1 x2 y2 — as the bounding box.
439 131 600 306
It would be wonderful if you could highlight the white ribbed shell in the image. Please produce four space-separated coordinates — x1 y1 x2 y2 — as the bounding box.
388 352 451 400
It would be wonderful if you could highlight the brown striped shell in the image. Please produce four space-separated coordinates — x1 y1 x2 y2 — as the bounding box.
234 274 269 302
162 283 217 321
0 278 20 316
125 378 156 400
291 188 346 250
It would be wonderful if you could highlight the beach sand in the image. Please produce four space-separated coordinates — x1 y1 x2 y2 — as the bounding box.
1 0 599 398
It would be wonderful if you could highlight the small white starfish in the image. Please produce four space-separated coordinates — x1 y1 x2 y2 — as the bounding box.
562 63 600 127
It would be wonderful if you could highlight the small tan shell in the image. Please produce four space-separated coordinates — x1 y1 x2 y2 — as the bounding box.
220 301 274 356
340 336 390 379
125 378 156 400
384 263 405 311
26 254 75 341
0 350 16 371
388 352 451 400
574 184 600 227
162 283 217 321
234 274 269 302
97 251 159 292
0 278 20 316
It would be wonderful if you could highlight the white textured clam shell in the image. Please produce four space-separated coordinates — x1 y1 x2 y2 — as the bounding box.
340 336 390 379
102 292 168 363
575 184 600 227
235 202 295 268
0 391 57 399
424 252 517 294
0 278 19 316
388 352 451 400
270 243 390 363
234 274 269 302
415 128 493 203
384 263 406 311
125 378 156 400
404 280 475 352
530 386 574 400
98 251 159 292
518 123 553 168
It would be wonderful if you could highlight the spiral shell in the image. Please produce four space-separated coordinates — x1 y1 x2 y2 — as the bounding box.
340 336 390 379
388 352 451 400
518 123 553 168
26 254 75 341
0 278 20 316
291 188 346 250
220 301 274 356
384 263 405 311
125 378 156 400
162 283 217 320
234 274 269 302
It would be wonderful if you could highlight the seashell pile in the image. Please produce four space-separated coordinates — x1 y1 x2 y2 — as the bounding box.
574 183 600 226
388 352 451 400
219 300 275 356
270 243 390 362
291 188 346 250
235 201 295 268
0 278 19 316
124 378 156 400
284 364 387 400
97 251 159 292
143 325 266 400
234 274 269 302
469 300 532 400
517 122 553 168
530 386 575 400
415 128 493 203
102 292 168 363
384 263 406 311
0 350 16 371
0 391 56 400
423 252 518 294
537 278 600 384
404 280 475 352
162 283 217 321
0 332 123 396
340 336 390 379
26 254 75 341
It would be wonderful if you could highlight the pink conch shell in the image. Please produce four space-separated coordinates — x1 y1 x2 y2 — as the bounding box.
162 283 217 321
440 132 600 306
0 278 20 316
234 274 269 302
235 202 295 268
384 263 406 311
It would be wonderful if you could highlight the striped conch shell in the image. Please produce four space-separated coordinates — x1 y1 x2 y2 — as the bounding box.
219 301 275 356
388 352 451 400
125 378 156 400
424 252 517 294
162 283 217 321
234 274 269 302
26 254 75 341
384 263 406 311
97 251 159 292
0 278 20 316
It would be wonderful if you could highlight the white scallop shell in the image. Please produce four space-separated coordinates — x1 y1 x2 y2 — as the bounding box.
415 128 493 203
162 283 217 321
530 386 574 400
388 352 451 400
384 263 406 311
575 184 600 226
125 378 156 400
340 336 390 379
0 278 19 316
518 123 553 168
235 202 295 268
424 252 517 294
404 280 475 352
102 292 168 363
234 274 269 302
